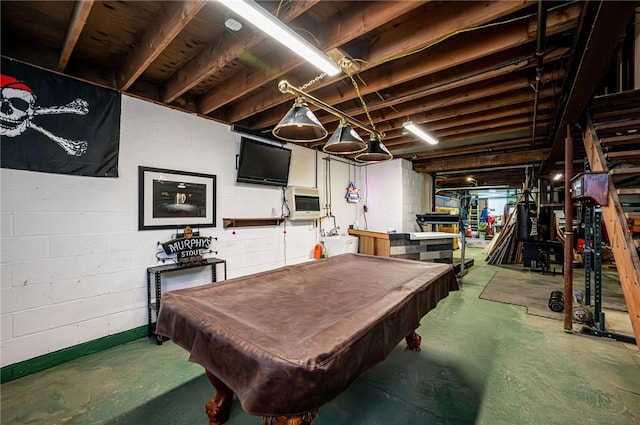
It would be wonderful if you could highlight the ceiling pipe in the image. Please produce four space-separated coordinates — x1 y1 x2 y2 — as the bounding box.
435 185 509 193
532 0 547 147
563 123 574 332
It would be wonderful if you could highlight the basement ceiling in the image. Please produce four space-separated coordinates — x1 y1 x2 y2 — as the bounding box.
1 1 637 189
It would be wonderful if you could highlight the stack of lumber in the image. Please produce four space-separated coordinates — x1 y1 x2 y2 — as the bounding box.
486 179 532 264
486 197 523 264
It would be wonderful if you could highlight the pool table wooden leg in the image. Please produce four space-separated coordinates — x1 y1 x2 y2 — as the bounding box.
262 409 319 425
204 369 233 425
405 331 422 351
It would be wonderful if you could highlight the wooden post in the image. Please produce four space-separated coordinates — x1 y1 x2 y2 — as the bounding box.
563 124 574 331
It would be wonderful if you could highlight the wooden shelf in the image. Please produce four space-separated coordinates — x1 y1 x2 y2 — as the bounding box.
222 217 285 228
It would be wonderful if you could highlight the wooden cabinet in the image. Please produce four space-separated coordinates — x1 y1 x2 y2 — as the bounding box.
347 229 391 256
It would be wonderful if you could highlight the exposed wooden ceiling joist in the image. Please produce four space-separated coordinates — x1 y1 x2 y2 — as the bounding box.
57 0 94 72
197 0 429 114
117 0 207 91
415 148 550 173
231 0 542 126
3 0 635 189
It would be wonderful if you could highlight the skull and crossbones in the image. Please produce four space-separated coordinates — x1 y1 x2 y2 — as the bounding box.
1 74 89 156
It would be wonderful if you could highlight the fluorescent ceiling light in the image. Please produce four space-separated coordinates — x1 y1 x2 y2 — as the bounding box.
553 173 563 181
402 121 438 145
217 0 341 76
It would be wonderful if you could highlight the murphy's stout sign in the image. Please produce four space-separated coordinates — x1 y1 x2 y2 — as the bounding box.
160 227 212 263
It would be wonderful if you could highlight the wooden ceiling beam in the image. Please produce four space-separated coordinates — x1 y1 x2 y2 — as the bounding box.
346 71 560 130
363 0 535 66
428 123 534 143
57 0 95 72
414 148 550 173
117 0 206 90
307 88 554 149
196 0 428 114
244 2 580 129
329 71 534 124
437 171 527 188
374 86 556 138
397 139 535 160
385 120 538 145
161 0 319 103
434 112 551 138
406 86 555 125
384 112 551 144
228 0 541 124
418 101 553 133
322 47 568 125
391 123 534 149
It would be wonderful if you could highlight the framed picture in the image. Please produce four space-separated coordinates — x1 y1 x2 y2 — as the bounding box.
138 166 216 230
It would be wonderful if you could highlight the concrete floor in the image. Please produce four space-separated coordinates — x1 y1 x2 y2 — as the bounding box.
2 248 639 425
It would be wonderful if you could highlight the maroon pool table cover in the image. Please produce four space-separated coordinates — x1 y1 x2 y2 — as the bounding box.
156 253 458 416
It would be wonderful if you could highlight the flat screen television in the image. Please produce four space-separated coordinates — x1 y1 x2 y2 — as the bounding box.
236 137 292 187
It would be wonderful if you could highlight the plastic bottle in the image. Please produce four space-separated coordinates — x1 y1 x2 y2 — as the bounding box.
313 243 323 260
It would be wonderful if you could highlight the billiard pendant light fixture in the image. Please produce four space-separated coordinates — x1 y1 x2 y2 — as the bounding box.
272 97 328 142
323 121 367 154
354 134 392 163
274 80 392 163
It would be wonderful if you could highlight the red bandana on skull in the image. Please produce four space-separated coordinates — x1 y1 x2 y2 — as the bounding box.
1 73 90 156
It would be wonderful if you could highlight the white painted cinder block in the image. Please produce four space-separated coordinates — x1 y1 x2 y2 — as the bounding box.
13 291 137 337
51 274 113 304
11 257 79 286
0 332 52 366
49 234 109 258
1 236 49 263
1 263 13 289
1 314 13 341
0 94 374 367
0 212 13 237
13 212 82 236
1 283 53 314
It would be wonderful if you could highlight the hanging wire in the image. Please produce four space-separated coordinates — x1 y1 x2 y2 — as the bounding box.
342 58 377 130
274 0 284 17
327 158 333 214
350 1 577 68
325 3 576 127
324 157 333 217
282 219 287 266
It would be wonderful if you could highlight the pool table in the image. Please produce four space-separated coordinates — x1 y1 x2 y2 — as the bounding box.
156 253 458 425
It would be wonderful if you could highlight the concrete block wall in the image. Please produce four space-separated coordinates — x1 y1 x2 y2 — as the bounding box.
362 160 403 232
0 95 365 367
363 159 423 233
401 159 424 233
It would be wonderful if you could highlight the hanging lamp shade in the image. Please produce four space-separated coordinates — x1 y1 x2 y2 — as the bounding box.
354 135 393 163
322 121 367 154
272 98 327 142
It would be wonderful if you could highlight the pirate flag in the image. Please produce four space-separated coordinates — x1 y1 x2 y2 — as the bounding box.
1 57 121 177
